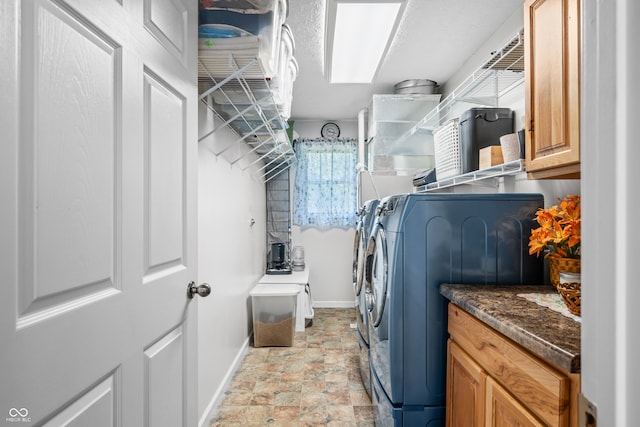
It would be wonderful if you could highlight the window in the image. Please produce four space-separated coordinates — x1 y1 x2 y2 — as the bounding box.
293 138 358 230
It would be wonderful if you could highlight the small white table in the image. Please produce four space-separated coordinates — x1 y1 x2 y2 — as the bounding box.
258 268 311 332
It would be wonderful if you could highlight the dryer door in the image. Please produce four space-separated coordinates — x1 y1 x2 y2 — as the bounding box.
355 228 368 296
365 225 387 327
352 219 362 293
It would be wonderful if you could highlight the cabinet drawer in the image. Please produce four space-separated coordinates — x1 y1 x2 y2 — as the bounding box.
448 304 569 426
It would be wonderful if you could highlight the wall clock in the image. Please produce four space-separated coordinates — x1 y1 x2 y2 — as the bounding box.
321 122 340 138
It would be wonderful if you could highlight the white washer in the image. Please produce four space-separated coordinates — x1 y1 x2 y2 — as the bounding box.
258 268 312 332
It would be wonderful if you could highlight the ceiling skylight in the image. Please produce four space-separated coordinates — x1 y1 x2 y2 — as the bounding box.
325 0 405 84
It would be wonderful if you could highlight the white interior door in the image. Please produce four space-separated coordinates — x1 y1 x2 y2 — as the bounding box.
0 0 199 425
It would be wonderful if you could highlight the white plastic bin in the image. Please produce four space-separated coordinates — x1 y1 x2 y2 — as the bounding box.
199 0 287 77
250 283 299 347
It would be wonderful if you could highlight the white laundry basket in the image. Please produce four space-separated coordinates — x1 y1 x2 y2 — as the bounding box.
434 118 462 180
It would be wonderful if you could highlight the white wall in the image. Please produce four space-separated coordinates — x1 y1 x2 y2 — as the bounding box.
197 104 267 424
291 226 355 307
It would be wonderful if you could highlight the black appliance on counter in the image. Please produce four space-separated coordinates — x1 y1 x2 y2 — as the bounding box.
266 242 291 275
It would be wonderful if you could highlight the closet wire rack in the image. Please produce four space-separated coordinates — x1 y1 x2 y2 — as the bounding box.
198 53 295 183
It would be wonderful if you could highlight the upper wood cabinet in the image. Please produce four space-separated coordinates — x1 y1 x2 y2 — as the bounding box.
524 0 581 179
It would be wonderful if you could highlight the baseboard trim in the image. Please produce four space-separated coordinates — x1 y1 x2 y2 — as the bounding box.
198 334 251 427
312 301 356 308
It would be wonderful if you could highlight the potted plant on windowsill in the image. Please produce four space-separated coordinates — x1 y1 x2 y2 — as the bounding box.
528 194 581 289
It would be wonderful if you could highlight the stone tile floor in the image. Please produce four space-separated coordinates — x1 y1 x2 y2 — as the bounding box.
209 308 375 426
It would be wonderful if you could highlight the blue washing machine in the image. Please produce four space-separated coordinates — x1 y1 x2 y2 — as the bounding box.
364 193 543 425
352 198 379 398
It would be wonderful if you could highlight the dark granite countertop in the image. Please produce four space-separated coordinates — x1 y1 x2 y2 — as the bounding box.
440 284 581 373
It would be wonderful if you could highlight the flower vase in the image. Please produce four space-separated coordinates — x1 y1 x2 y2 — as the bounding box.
548 257 581 289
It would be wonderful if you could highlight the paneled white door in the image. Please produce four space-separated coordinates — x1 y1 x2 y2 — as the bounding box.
0 0 199 425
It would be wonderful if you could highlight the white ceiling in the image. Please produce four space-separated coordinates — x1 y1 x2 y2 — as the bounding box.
286 0 524 121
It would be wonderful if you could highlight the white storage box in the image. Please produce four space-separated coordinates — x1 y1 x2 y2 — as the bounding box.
272 24 295 105
367 94 441 139
276 57 298 119
250 283 299 347
199 0 279 15
366 94 441 174
198 0 287 78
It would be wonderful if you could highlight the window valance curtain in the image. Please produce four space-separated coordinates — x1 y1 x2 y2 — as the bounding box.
293 138 358 230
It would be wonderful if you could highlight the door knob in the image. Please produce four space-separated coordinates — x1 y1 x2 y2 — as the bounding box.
187 282 211 298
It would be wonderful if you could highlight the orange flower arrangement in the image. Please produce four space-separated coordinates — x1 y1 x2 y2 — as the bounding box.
528 194 581 259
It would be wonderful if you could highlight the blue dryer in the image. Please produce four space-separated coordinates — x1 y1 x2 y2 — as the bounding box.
364 193 543 425
352 198 379 398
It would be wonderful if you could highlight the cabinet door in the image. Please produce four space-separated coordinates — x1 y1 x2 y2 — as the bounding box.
486 377 546 427
524 0 581 179
446 340 486 427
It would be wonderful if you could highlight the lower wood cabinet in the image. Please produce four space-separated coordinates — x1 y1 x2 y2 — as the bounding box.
446 303 580 427
486 376 546 427
446 340 485 426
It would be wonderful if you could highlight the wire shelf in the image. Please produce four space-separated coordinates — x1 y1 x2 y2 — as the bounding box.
198 52 295 182
415 159 526 192
398 30 525 140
